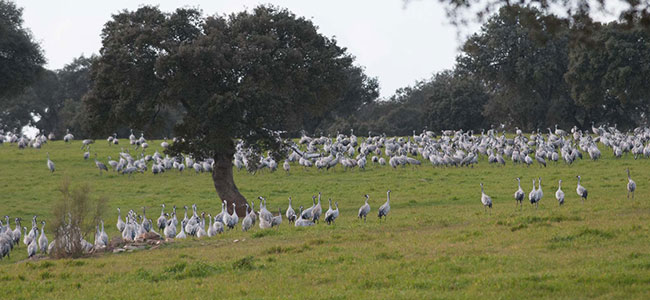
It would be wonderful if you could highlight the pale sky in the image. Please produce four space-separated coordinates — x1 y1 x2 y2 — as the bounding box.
19 0 468 98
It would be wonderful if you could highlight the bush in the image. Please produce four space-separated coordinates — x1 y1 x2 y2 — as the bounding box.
50 177 107 258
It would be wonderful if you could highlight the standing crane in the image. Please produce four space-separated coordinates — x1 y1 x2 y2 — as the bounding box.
378 190 391 221
576 175 588 203
46 152 55 173
286 197 296 224
325 201 339 225
358 195 370 222
157 204 167 232
514 178 524 208
529 179 539 208
94 153 109 175
480 183 492 213
627 168 636 199
556 180 565 206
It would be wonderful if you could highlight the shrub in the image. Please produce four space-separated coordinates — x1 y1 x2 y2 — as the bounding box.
50 177 108 258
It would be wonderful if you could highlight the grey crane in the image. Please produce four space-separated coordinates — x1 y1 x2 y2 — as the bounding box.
226 203 238 229
295 206 315 227
83 146 90 160
627 168 636 199
46 152 55 173
514 178 525 208
171 206 178 227
157 204 167 231
378 190 391 221
358 194 370 222
576 175 588 203
24 216 37 246
249 199 257 225
38 221 48 253
271 208 282 227
528 179 539 208
141 207 152 232
556 180 565 206
301 196 316 220
480 183 492 213
116 208 126 233
536 177 544 205
99 220 108 246
27 235 38 258
312 192 322 223
215 201 226 226
325 200 339 225
286 197 296 224
250 200 257 226
283 160 290 174
3 216 14 247
258 197 273 225
207 214 217 236
324 198 333 224
94 153 109 175
13 218 21 245
535 153 547 167
0 234 10 259
176 220 187 239
164 214 177 238
212 216 224 234
195 213 207 238
242 204 253 232
221 202 232 228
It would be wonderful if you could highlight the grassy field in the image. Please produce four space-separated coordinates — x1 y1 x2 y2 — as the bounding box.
1 139 649 299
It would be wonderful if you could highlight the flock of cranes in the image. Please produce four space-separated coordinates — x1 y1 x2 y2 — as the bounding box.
7 122 650 177
112 191 387 247
0 123 646 261
479 168 637 212
0 216 49 260
0 212 113 260
0 190 390 260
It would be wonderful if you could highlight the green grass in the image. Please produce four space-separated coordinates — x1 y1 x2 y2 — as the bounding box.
1 139 650 299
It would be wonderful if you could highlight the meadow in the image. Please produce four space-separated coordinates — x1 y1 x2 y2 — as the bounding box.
1 139 649 299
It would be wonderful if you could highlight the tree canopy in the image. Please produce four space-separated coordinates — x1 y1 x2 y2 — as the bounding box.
84 5 374 214
435 0 650 30
0 0 45 129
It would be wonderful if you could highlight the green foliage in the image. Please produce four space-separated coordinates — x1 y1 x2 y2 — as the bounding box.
435 0 650 32
426 70 488 131
84 5 370 160
565 21 650 127
0 0 45 103
232 256 256 271
458 6 577 130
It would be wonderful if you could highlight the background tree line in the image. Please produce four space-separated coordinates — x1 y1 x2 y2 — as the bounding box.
329 6 650 136
2 3 650 138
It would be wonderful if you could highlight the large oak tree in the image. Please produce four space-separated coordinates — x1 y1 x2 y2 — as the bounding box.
84 5 369 215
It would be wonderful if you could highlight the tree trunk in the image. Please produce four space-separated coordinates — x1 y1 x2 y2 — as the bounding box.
212 152 248 217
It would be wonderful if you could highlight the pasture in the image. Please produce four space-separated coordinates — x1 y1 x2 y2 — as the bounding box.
1 139 649 299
